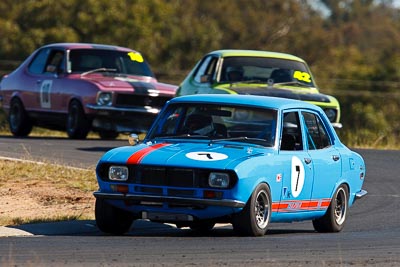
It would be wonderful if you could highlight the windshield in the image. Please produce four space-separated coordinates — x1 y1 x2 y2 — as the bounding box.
147 103 277 147
219 56 315 87
68 49 154 77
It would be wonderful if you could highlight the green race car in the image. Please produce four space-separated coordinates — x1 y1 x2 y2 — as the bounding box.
177 50 341 128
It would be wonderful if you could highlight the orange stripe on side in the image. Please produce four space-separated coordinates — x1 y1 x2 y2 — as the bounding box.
127 143 170 164
272 198 332 212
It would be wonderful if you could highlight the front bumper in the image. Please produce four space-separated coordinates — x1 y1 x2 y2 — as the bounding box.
93 191 246 208
86 104 161 133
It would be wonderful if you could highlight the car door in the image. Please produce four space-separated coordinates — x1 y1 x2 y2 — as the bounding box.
28 48 65 113
301 111 342 201
25 47 52 111
41 49 67 113
276 111 314 213
189 55 219 94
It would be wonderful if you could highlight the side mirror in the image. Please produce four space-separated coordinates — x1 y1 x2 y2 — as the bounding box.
128 133 139 145
200 74 211 83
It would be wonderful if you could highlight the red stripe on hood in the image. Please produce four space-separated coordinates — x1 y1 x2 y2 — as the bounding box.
127 143 170 164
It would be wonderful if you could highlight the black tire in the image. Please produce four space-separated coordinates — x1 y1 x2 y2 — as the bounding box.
312 184 348 233
189 220 216 233
66 100 90 139
98 130 119 140
232 183 271 236
8 98 33 137
95 198 135 235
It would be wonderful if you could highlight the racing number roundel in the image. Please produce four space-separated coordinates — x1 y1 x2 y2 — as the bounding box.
186 152 228 161
291 156 305 198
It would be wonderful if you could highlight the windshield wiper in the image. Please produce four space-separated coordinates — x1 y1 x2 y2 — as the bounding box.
81 68 117 77
273 81 312 87
227 80 263 86
153 134 210 139
210 136 270 146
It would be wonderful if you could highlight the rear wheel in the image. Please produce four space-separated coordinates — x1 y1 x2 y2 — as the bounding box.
95 198 135 235
9 98 32 137
66 100 90 139
313 185 348 232
232 183 271 236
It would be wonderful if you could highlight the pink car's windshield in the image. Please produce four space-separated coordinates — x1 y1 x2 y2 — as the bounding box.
68 49 154 77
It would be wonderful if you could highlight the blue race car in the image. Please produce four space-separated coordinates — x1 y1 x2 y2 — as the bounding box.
94 94 367 236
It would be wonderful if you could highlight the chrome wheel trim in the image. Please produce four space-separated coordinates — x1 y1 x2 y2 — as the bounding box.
334 187 347 225
254 189 270 229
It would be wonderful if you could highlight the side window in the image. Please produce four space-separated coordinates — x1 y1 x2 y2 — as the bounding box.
193 56 217 83
281 111 303 151
28 48 51 74
44 50 65 74
302 112 332 150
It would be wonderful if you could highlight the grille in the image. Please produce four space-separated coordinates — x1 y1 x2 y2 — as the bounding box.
135 167 205 188
115 94 171 108
97 164 237 189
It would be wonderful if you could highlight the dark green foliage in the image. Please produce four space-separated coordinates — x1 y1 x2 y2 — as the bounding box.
0 0 399 147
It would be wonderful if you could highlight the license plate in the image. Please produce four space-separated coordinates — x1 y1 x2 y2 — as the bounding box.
142 211 193 221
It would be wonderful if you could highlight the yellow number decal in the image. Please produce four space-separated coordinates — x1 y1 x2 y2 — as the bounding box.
293 71 311 83
127 52 144 63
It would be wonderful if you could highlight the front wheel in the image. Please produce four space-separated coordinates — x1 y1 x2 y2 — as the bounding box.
66 100 90 139
95 198 135 235
312 184 348 232
232 183 271 236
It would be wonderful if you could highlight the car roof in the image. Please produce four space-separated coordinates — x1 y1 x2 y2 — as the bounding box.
40 43 135 52
170 94 320 111
208 49 306 63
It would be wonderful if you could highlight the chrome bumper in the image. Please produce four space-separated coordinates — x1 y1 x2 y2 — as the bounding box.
355 189 368 200
93 191 246 208
86 104 160 114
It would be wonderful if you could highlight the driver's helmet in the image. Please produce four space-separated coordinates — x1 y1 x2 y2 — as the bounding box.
226 66 244 81
185 114 214 135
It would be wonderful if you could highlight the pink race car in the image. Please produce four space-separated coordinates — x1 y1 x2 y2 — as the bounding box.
0 43 177 139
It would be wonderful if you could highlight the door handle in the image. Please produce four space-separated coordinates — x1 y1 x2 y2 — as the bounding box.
332 155 340 161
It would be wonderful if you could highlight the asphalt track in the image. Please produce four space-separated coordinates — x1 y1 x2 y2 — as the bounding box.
0 136 399 266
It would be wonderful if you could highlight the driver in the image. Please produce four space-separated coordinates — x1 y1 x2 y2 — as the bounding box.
185 114 214 135
226 66 244 82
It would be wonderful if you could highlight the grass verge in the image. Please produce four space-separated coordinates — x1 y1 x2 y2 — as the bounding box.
0 158 97 226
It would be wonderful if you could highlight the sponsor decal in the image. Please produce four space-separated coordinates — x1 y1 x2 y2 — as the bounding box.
127 51 144 62
271 198 331 212
186 151 228 161
293 70 311 83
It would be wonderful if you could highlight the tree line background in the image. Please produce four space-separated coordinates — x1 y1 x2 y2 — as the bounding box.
0 0 399 148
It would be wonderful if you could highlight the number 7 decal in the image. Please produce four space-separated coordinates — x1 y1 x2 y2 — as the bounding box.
291 156 305 198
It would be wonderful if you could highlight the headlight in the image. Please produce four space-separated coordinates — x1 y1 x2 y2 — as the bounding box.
208 172 230 188
324 108 337 122
97 92 112 106
109 166 129 181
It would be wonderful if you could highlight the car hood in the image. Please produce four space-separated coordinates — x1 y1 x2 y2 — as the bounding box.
100 142 267 169
81 74 177 94
219 84 331 103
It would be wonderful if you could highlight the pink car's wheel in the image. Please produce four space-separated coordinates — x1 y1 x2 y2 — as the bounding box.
9 98 32 137
66 100 90 139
